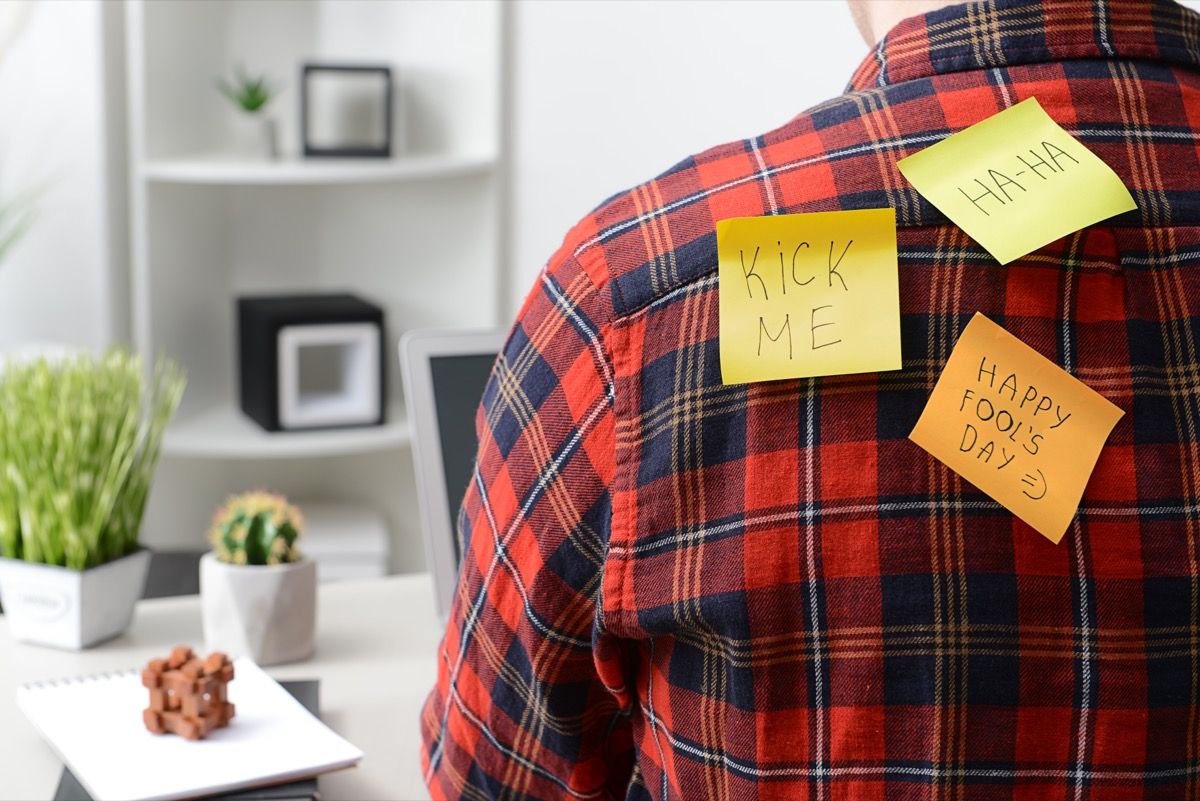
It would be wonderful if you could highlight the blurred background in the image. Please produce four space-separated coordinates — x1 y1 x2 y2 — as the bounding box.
11 0 1170 582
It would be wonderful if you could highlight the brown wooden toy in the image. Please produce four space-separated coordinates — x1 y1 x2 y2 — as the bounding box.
141 646 235 740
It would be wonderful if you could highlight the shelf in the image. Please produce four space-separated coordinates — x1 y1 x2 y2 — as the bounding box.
140 151 496 186
163 402 410 459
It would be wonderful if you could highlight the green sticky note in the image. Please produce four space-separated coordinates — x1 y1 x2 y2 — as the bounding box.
897 97 1136 265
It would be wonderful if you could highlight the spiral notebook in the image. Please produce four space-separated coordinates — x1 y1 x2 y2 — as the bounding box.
54 680 322 801
17 659 363 801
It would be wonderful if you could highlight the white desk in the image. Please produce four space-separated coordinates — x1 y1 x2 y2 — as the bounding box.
0 574 442 801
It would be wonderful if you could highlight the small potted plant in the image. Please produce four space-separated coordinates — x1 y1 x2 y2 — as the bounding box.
216 64 278 160
0 352 185 649
200 492 316 665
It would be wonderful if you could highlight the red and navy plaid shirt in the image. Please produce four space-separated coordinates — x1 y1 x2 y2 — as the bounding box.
421 1 1200 798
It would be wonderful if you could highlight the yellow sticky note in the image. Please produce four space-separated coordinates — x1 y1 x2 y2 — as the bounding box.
718 208 901 384
897 97 1136 265
909 313 1123 543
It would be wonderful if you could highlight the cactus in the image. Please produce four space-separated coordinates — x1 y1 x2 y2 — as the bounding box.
209 491 303 566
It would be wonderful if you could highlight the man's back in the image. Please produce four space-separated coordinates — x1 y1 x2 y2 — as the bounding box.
422 0 1200 797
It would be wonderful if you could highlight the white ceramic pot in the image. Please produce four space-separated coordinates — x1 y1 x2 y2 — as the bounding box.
0 548 150 649
199 552 317 666
229 111 279 160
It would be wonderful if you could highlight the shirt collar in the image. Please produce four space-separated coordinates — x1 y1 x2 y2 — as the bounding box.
847 0 1200 92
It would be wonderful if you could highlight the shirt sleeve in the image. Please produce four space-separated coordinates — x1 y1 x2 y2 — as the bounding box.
420 253 632 800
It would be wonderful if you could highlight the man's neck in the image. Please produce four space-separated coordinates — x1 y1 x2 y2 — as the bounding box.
851 0 964 45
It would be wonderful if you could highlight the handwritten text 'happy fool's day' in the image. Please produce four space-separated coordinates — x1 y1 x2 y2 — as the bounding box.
909 313 1123 543
717 208 901 385
897 97 1136 265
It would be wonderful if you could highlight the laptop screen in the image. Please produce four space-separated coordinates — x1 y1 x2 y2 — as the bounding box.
428 353 496 563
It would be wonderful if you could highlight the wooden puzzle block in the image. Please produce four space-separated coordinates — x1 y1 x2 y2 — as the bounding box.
142 646 235 740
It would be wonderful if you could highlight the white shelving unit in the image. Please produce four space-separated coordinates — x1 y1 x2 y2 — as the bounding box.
164 402 411 460
141 152 497 186
124 0 504 572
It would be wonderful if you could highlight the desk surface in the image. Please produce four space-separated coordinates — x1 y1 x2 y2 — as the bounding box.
0 573 442 801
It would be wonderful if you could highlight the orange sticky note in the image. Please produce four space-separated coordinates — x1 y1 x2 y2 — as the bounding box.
909 313 1123 543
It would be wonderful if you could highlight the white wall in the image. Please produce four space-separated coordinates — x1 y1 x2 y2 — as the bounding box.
10 0 1200 340
507 0 1200 313
0 0 122 350
507 0 867 311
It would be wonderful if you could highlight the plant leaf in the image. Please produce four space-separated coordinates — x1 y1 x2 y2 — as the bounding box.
0 191 36 265
243 513 267 565
215 65 273 113
255 513 278 565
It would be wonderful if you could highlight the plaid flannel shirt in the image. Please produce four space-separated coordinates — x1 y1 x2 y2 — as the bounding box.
421 0 1200 798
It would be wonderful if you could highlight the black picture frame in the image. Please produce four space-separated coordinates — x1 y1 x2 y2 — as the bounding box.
301 63 393 158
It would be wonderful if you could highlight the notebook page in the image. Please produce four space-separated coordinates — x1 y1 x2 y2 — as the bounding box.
17 659 362 801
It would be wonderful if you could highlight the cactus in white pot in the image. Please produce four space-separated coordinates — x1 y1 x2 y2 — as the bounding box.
201 492 317 665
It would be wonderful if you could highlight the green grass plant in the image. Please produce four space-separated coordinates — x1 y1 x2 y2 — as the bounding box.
0 351 185 569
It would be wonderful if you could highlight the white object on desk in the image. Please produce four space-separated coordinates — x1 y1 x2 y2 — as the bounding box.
399 329 505 620
0 574 441 801
0 548 150 650
199 554 318 666
17 658 362 801
299 502 390 582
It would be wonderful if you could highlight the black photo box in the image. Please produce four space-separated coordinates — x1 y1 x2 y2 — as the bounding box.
301 63 393 158
237 293 386 432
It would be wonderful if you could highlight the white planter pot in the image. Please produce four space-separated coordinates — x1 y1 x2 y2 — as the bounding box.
200 552 317 666
230 111 279 160
0 548 150 649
